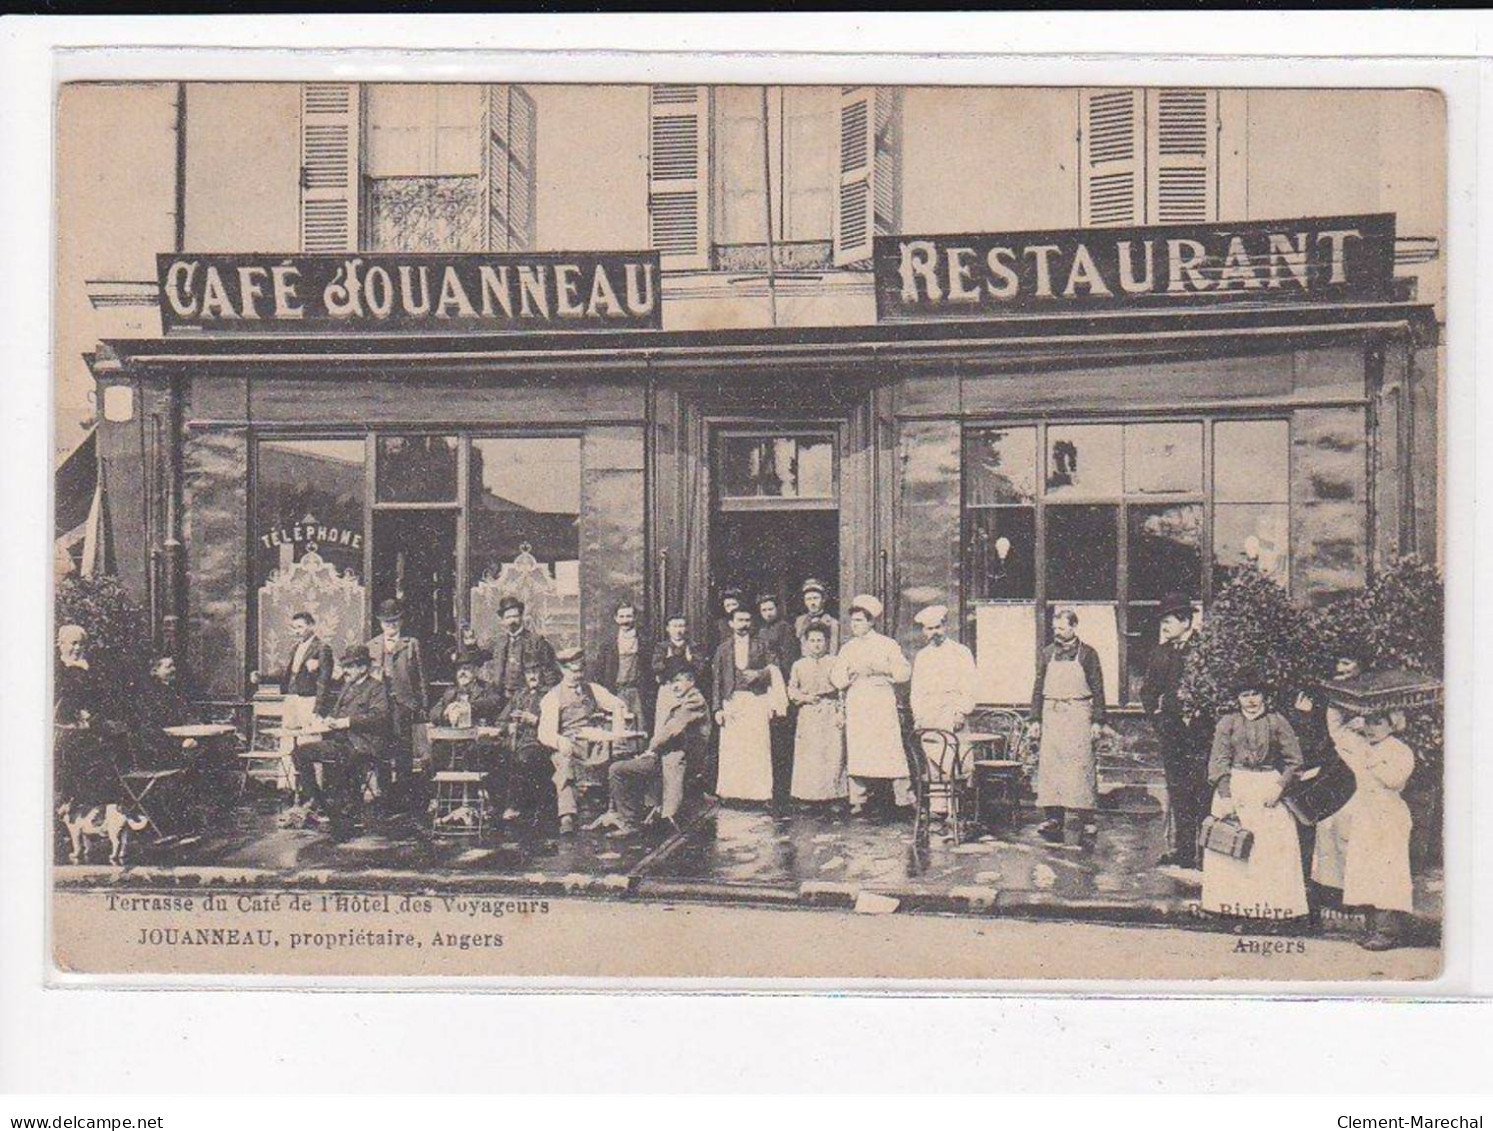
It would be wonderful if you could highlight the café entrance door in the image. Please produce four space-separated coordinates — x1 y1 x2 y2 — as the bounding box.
371 509 458 683
708 428 840 647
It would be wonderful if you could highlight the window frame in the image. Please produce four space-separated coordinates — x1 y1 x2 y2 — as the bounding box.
250 427 585 685
961 412 1293 707
713 425 841 512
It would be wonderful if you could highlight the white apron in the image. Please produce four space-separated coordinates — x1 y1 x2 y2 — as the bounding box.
717 667 787 802
1202 768 1309 919
789 658 848 801
1034 655 1097 810
1313 732 1415 913
835 633 912 780
844 677 907 779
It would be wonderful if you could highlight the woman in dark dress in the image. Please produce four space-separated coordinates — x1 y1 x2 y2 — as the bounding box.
54 625 115 809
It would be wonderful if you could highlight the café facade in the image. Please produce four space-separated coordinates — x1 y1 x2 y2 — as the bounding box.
88 212 1439 718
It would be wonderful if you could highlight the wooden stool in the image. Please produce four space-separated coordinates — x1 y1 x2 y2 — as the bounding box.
431 770 487 837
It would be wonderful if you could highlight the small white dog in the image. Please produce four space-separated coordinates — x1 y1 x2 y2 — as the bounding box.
57 801 149 865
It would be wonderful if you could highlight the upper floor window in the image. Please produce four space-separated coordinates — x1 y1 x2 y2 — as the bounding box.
648 84 901 271
297 82 536 255
1080 88 1220 227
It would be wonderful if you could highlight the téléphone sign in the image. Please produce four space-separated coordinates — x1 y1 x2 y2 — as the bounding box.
874 213 1397 320
156 251 663 333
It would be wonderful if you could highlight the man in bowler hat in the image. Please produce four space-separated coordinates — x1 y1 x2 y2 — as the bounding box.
488 595 558 708
366 598 428 812
297 644 390 827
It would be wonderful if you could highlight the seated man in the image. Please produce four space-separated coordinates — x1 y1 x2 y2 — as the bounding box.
427 645 503 802
294 644 390 827
537 647 628 835
496 664 549 824
134 655 196 770
606 658 711 837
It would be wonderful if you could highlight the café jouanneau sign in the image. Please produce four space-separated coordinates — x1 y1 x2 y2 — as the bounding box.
156 251 662 332
874 214 1397 320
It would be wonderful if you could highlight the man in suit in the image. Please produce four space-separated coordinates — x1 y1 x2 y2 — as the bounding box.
1140 593 1205 868
590 598 653 748
273 610 335 725
296 644 390 828
366 598 428 813
651 613 706 689
487 595 559 709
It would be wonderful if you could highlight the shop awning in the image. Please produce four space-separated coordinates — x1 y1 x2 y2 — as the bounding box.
55 427 96 540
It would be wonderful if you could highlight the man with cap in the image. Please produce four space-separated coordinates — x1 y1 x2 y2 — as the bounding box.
794 578 840 656
537 646 629 835
428 644 503 796
910 604 979 738
607 657 712 836
488 595 559 708
366 598 428 811
298 644 390 827
831 595 914 813
1140 593 1205 868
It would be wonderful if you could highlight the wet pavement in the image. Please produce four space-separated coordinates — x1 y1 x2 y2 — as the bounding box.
58 771 1443 931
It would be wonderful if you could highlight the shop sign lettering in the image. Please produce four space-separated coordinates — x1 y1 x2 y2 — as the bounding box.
875 214 1397 320
158 252 662 333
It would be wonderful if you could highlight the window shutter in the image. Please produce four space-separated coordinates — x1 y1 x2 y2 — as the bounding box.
872 86 902 239
1079 88 1144 228
1146 88 1218 224
648 84 710 269
833 86 875 266
299 83 361 252
488 84 537 252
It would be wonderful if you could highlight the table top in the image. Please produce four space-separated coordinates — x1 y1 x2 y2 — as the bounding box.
263 725 330 739
122 768 187 782
428 726 504 741
960 730 1010 744
163 723 237 739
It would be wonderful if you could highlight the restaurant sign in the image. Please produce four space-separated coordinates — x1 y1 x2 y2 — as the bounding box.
156 252 662 333
874 214 1397 321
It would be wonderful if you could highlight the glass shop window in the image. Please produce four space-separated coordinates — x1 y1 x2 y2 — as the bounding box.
253 438 368 672
718 434 836 503
1213 419 1291 586
467 438 583 653
375 434 459 503
966 419 1227 707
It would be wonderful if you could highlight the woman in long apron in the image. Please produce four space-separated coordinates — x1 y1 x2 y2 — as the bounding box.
1030 607 1107 847
788 623 847 803
1320 706 1417 950
1202 672 1309 923
831 596 913 814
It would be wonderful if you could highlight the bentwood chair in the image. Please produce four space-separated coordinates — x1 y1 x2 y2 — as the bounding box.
913 728 973 849
965 707 1034 829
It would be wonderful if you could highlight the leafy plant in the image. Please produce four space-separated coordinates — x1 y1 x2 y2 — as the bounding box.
1179 566 1326 722
54 574 153 720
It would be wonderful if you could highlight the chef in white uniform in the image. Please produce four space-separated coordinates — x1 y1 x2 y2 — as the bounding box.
831 595 914 814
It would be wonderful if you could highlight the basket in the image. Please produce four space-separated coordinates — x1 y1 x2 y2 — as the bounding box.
1320 670 1443 715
